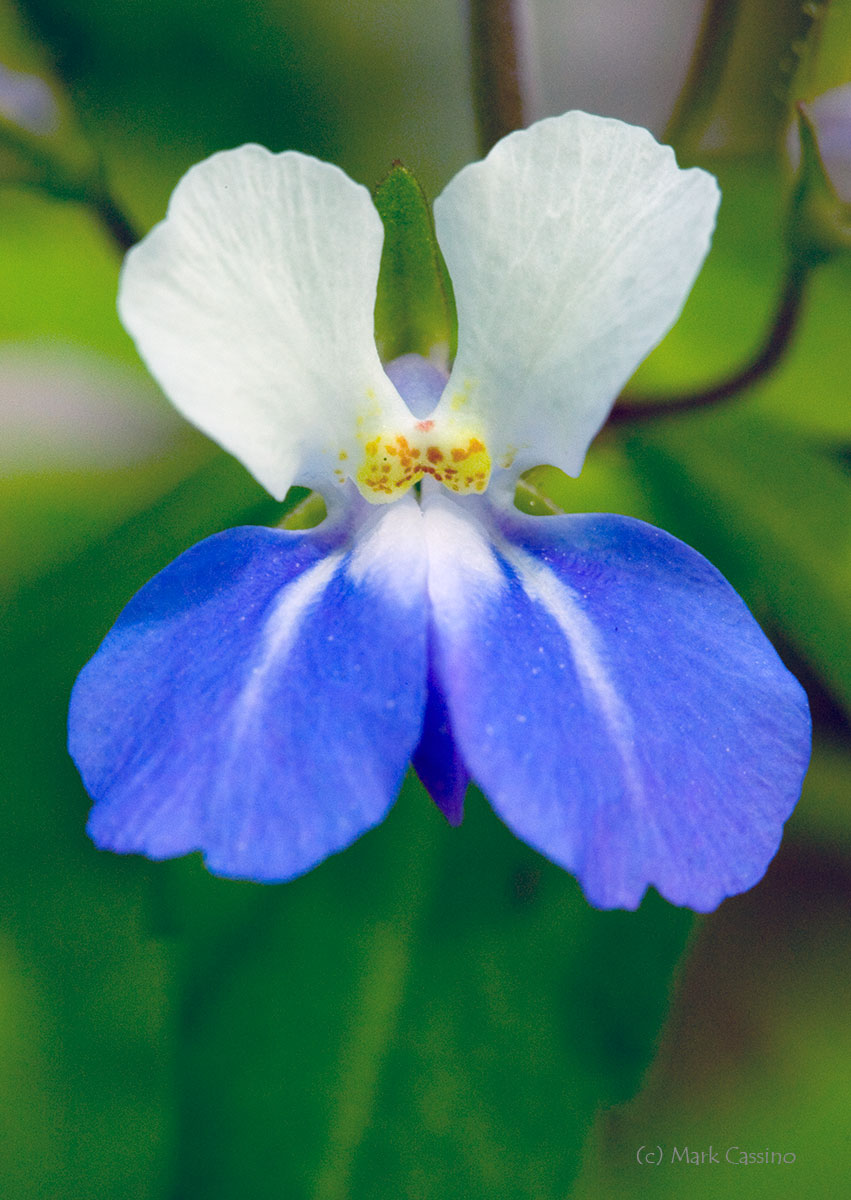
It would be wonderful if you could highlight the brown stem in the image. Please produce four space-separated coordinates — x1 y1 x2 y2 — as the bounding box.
89 186 140 254
610 260 809 424
1 119 141 254
468 0 525 156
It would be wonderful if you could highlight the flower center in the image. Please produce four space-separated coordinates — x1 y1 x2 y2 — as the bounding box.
347 353 492 503
354 420 491 501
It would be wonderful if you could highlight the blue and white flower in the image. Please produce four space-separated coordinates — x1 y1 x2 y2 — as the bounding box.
68 112 811 911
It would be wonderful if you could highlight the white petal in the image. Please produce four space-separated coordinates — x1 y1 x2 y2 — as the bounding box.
118 146 409 500
433 112 720 477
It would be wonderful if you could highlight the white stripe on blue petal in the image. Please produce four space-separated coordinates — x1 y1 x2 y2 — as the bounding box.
497 539 644 804
426 502 810 910
347 496 427 604
232 551 345 737
73 521 430 882
422 490 503 625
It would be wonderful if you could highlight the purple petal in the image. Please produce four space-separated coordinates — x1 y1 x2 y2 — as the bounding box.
793 84 851 203
384 353 448 420
425 494 811 911
69 502 428 881
411 633 469 825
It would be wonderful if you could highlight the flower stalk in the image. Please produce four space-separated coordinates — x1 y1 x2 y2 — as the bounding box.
662 0 741 155
467 0 526 155
610 257 810 424
0 115 140 252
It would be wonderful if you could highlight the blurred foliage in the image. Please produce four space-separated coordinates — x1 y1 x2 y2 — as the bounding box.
1 0 850 1197
572 822 851 1199
666 0 814 156
801 0 851 99
10 0 475 208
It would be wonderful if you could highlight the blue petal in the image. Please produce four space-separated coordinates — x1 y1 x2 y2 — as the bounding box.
69 501 428 881
425 494 811 911
411 633 469 826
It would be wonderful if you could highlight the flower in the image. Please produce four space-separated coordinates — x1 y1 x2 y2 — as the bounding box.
68 112 811 911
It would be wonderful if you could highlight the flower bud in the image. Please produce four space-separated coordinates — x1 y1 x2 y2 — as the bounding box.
0 60 59 135
787 85 851 261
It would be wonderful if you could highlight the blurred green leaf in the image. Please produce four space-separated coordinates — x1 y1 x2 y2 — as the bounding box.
0 452 280 1198
12 0 345 215
788 736 851 852
623 410 851 719
0 193 130 351
0 440 202 600
571 831 851 1199
165 789 692 1200
373 162 456 362
741 254 851 438
518 440 659 522
673 0 831 157
802 0 851 98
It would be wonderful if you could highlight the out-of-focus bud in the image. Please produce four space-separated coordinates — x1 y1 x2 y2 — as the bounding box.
0 59 101 205
787 85 851 262
0 60 60 135
0 347 181 477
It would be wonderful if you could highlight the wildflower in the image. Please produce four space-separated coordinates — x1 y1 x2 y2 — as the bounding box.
69 112 810 910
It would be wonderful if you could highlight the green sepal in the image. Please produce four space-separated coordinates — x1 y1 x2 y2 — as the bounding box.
788 105 851 264
373 161 457 363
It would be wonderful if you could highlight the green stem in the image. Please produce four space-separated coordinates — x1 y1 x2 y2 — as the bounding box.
610 259 809 425
663 0 741 153
468 0 526 155
1 121 140 253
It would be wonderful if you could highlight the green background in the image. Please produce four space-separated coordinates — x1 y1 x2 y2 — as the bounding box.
1 0 849 1195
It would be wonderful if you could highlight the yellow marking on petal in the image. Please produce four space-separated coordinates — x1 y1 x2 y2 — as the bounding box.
354 421 491 504
356 390 385 435
449 381 474 413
